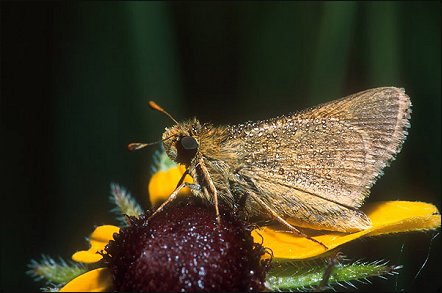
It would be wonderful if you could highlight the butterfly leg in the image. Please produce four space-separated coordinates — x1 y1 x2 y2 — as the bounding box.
198 158 221 225
248 192 328 250
148 181 199 221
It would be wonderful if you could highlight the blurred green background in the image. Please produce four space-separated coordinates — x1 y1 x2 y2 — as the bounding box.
1 1 440 291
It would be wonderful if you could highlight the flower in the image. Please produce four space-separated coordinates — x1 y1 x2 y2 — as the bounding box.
59 198 271 292
28 149 441 292
103 198 269 292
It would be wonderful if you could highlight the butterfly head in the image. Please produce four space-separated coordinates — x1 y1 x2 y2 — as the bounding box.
162 118 201 166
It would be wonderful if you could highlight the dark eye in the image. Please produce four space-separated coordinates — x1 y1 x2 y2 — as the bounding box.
181 136 198 151
175 136 199 164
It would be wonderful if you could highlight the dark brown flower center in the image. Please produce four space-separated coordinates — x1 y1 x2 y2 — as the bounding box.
103 197 270 292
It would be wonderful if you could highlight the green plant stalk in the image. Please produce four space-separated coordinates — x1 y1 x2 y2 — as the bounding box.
266 258 400 291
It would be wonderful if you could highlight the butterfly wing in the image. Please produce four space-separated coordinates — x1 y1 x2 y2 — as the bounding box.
230 87 411 231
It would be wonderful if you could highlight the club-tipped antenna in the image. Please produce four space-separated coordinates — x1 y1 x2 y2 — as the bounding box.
148 100 179 125
128 134 175 151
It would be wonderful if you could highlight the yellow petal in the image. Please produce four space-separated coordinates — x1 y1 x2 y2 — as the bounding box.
148 164 194 206
362 201 441 236
60 268 113 292
71 250 103 264
72 225 120 263
253 201 441 260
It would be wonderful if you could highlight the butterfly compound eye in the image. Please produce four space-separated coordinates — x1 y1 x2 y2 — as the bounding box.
181 136 198 151
175 136 198 164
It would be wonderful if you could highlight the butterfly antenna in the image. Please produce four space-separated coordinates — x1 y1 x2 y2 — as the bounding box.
148 101 179 125
127 142 157 151
128 101 178 151
128 135 175 151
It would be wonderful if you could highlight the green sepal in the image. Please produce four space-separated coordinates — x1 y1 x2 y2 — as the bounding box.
109 183 143 226
27 255 87 287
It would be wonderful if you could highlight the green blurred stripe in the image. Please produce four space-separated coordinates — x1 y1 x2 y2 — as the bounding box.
237 3 320 117
310 2 357 101
125 2 184 124
366 2 400 85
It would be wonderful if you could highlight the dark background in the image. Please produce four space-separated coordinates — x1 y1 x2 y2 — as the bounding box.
1 2 440 292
